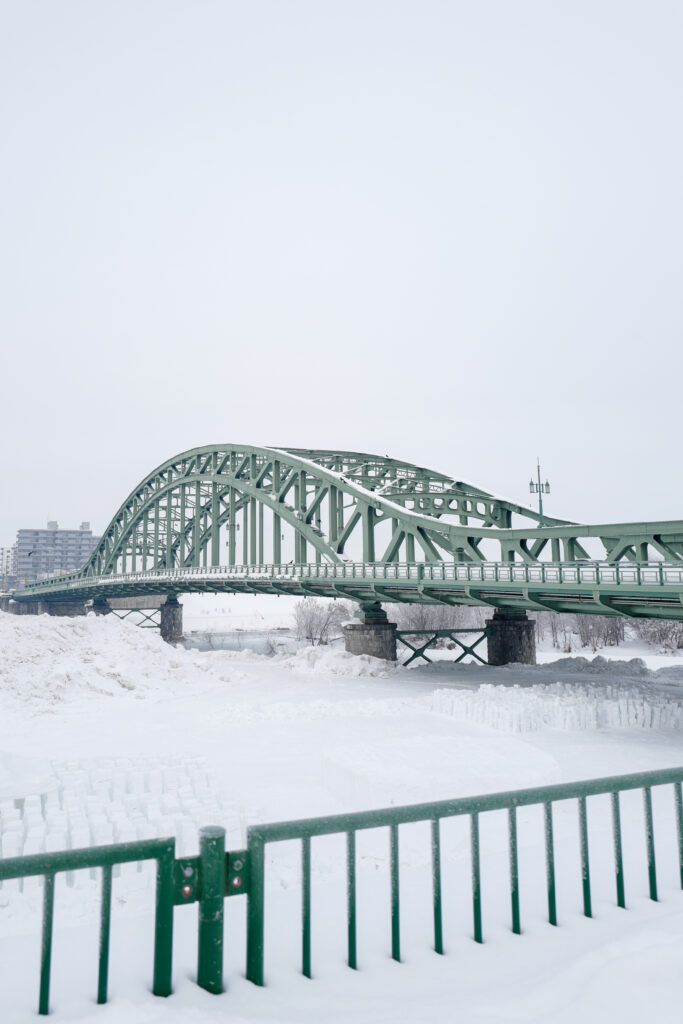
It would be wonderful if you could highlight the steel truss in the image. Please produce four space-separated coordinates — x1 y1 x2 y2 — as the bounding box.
15 445 683 621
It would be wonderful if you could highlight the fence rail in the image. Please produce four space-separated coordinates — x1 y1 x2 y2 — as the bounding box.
1 767 682 1014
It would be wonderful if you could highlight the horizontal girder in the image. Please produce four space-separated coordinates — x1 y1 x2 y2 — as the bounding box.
15 561 683 622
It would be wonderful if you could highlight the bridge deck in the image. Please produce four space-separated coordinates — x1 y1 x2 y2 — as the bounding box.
13 562 683 620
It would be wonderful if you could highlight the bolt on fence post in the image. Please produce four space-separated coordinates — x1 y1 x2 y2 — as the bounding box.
198 826 226 995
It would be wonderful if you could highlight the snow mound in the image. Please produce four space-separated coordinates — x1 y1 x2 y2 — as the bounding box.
433 682 683 733
510 654 683 682
274 646 395 677
541 655 651 676
0 612 239 707
184 644 393 677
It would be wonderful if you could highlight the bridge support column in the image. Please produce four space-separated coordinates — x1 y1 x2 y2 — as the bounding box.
46 600 88 617
343 601 397 661
160 596 183 644
485 611 536 665
0 598 48 615
91 598 111 616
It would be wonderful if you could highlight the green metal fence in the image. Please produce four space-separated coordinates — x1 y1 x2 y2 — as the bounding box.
243 765 683 985
1 767 682 1014
0 838 176 1014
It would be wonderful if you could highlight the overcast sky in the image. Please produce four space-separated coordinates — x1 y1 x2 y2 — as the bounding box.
1 0 682 543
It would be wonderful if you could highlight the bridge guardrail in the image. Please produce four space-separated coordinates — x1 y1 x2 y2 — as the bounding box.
15 560 683 597
3 767 681 1014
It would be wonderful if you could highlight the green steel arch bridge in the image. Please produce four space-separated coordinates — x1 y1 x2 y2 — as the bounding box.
12 444 683 623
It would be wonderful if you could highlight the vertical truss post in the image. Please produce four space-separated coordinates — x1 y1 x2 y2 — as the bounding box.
131 520 137 572
337 485 344 538
299 471 307 563
166 491 173 569
211 485 220 566
142 509 149 570
179 484 186 567
250 499 257 565
193 483 200 567
329 485 338 545
362 505 376 562
242 503 248 564
315 506 321 565
273 461 281 564
228 487 236 567
406 533 415 563
154 501 160 569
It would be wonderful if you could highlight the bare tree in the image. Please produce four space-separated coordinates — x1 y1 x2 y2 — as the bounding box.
631 617 683 651
293 598 354 646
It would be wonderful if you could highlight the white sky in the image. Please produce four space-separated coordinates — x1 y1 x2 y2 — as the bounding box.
1 0 682 543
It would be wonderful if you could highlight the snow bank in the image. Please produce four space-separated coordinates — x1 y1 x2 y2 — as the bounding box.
0 612 239 707
434 682 683 732
507 653 683 682
274 645 394 677
195 644 395 677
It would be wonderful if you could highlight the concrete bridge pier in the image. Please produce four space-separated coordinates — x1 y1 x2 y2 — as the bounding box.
343 601 397 661
46 600 88 617
160 596 183 644
485 610 536 665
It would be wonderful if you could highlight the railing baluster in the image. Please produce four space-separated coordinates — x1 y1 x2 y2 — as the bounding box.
578 796 592 917
346 831 357 969
643 787 658 901
39 872 55 1015
302 837 312 977
97 865 113 1004
508 806 521 934
470 813 482 943
390 824 400 962
544 802 557 925
675 782 683 889
431 819 443 954
611 791 626 908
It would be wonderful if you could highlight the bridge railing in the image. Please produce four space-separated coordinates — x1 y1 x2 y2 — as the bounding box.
2 767 682 1014
15 560 683 596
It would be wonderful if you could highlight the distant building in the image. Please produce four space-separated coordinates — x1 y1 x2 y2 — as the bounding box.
13 522 101 586
0 546 15 590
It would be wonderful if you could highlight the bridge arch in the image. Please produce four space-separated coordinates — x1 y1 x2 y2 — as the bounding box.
83 444 559 579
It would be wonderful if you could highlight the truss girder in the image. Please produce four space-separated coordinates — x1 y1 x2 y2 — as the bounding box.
14 444 683 624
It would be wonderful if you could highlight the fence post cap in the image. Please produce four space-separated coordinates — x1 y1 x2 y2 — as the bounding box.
199 826 226 840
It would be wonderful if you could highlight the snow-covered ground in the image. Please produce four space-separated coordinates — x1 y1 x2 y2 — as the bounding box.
0 605 682 1023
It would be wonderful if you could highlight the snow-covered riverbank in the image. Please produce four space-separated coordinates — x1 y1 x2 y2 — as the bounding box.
0 610 681 1023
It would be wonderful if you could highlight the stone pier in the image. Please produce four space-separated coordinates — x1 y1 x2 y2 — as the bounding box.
485 610 536 665
160 595 183 644
343 601 397 661
91 597 111 616
46 600 88 617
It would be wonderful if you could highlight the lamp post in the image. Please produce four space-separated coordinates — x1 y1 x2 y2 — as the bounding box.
529 458 551 527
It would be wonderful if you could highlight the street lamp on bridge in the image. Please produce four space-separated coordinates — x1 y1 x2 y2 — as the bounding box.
529 458 550 527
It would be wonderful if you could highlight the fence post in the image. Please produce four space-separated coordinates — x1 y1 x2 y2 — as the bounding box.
246 834 266 986
153 847 175 997
198 826 226 994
